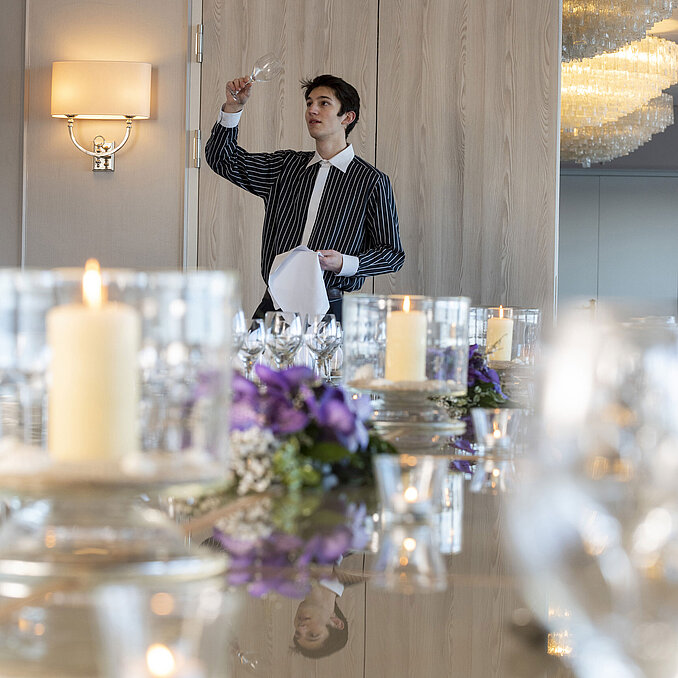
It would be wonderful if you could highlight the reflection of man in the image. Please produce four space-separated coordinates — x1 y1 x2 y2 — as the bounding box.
204 73 405 322
292 577 348 658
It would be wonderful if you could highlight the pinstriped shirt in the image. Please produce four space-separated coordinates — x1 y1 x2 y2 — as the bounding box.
204 121 405 292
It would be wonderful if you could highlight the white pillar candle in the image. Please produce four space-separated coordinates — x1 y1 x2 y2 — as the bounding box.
384 296 427 381
47 260 140 462
486 306 513 362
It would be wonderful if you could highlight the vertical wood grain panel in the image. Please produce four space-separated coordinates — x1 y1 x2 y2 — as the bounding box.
23 0 189 270
364 490 528 676
376 0 560 320
0 0 25 266
199 0 378 315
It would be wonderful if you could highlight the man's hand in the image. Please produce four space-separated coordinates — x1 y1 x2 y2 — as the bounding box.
317 250 343 273
222 77 253 113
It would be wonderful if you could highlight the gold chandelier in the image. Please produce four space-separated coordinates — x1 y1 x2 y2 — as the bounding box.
560 93 675 166
563 0 674 61
561 36 678 130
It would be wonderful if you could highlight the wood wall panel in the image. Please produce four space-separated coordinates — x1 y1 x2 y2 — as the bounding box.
0 0 25 266
199 0 378 315
23 0 189 270
375 0 560 320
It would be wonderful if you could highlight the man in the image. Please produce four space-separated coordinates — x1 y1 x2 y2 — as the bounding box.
204 73 405 322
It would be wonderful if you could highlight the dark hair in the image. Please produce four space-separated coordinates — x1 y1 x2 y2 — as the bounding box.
300 74 360 138
291 601 348 659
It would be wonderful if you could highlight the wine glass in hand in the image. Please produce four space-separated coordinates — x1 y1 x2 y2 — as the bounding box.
238 319 265 380
227 53 283 102
264 312 303 370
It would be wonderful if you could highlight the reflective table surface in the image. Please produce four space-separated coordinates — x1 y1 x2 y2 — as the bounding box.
184 476 576 678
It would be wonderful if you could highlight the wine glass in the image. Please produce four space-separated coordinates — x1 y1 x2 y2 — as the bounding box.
238 319 265 380
264 311 302 370
228 53 283 102
232 309 247 353
327 321 343 381
304 314 340 380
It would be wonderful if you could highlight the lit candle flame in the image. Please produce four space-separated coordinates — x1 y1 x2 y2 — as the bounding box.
498 305 504 319
82 259 103 309
403 538 417 552
404 486 419 502
403 295 411 313
146 643 176 677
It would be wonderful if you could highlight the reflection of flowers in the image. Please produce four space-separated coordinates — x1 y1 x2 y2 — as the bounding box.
212 496 369 598
230 365 395 493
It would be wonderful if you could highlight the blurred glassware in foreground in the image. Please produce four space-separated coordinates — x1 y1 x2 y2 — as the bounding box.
508 308 678 678
96 581 231 678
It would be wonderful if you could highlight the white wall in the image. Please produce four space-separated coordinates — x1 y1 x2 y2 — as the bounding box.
20 0 191 270
559 171 678 317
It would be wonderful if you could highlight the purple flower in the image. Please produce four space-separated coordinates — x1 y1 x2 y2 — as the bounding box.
297 527 353 567
255 364 315 395
264 396 309 435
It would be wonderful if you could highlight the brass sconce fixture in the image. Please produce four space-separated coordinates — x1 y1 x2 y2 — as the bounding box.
51 61 152 172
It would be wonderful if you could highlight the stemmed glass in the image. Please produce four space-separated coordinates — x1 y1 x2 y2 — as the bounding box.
264 311 303 370
238 319 265 380
228 53 283 102
232 309 247 353
304 314 340 380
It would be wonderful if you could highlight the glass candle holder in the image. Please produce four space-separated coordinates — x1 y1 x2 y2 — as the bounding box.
343 294 470 396
373 453 449 521
0 267 238 487
96 581 231 678
0 267 236 592
469 306 541 365
470 407 525 455
343 295 469 450
372 522 447 593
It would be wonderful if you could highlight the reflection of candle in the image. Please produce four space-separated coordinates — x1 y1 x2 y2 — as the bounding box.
47 259 140 461
486 306 513 362
384 296 427 381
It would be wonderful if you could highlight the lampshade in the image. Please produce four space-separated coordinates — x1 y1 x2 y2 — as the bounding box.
51 61 152 119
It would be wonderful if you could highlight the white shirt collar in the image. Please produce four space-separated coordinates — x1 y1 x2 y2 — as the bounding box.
307 144 354 173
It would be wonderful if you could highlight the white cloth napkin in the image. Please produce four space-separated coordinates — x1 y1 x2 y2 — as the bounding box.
268 246 329 317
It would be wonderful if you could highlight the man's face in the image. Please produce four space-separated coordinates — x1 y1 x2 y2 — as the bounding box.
305 86 353 141
293 600 342 650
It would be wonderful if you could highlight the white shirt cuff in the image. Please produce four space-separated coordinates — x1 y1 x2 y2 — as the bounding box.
218 109 242 128
338 254 359 277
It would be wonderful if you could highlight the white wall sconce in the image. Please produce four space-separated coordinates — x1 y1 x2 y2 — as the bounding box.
51 61 152 172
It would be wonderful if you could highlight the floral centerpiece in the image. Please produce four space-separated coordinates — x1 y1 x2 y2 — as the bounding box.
434 344 511 470
229 364 396 494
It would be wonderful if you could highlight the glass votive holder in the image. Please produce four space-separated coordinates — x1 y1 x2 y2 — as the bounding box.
343 294 470 397
372 522 447 593
470 407 524 455
373 453 450 521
